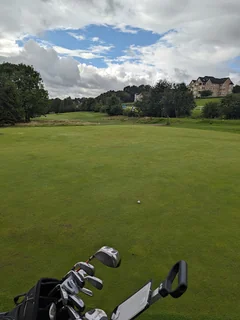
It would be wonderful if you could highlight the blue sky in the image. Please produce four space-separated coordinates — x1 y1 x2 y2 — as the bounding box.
17 25 161 68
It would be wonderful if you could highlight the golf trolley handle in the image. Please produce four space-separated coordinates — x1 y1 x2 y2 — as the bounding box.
160 260 188 299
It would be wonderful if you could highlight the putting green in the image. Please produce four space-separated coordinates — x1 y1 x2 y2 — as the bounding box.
0 125 239 320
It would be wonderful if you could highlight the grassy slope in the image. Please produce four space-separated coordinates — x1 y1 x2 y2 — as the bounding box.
0 125 240 320
195 98 221 106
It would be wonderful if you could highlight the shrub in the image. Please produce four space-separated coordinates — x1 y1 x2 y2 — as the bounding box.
201 90 213 97
106 104 123 116
221 94 240 119
202 102 221 118
123 107 138 117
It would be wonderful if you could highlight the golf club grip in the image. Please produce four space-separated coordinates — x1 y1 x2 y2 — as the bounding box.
166 260 188 298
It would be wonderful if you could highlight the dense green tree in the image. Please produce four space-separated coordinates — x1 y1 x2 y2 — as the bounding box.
105 95 123 116
233 85 240 94
221 94 240 119
0 81 23 126
0 62 49 122
80 97 96 111
202 102 222 118
49 98 62 113
135 81 195 118
201 90 213 97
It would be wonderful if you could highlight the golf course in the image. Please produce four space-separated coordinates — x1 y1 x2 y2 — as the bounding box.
0 118 240 320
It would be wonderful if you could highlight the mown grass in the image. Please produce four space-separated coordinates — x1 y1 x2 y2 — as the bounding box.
0 125 240 320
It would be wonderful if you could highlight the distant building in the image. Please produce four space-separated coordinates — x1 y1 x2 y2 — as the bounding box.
134 93 143 102
188 76 234 98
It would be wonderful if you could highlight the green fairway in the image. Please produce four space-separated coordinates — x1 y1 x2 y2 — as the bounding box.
0 126 240 320
195 98 221 106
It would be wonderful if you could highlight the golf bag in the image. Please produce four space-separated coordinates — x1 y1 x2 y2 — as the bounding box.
0 278 61 320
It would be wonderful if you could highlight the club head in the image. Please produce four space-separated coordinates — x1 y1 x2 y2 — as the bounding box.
93 246 121 268
66 305 82 320
71 270 85 289
60 287 68 305
84 309 108 320
86 276 103 290
79 287 93 297
62 277 79 295
78 269 87 280
49 303 56 320
76 262 95 276
69 295 85 312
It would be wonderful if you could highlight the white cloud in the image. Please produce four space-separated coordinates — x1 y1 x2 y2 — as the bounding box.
90 44 114 53
0 39 22 56
53 45 101 59
114 24 138 34
0 0 240 97
68 32 85 41
52 43 114 59
0 40 82 98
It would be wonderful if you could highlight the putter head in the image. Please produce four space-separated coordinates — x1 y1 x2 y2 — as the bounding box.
94 246 121 268
84 309 108 320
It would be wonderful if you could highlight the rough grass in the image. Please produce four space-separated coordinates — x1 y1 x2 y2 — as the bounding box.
32 112 240 134
0 125 240 320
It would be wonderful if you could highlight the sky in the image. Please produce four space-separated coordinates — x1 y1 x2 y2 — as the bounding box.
0 0 240 98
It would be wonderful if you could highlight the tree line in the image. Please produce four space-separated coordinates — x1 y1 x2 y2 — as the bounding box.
48 85 151 114
1 62 240 126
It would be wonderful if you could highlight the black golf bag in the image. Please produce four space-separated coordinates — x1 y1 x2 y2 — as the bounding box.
0 278 61 320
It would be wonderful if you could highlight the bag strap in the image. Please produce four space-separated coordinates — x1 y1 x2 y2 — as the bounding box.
13 293 27 306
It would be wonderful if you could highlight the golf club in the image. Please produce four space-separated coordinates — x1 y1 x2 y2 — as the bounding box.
68 294 85 313
65 305 82 320
63 271 85 289
49 302 56 320
79 270 103 290
61 277 79 295
60 286 68 306
74 262 95 276
84 308 108 320
86 246 121 268
79 287 93 297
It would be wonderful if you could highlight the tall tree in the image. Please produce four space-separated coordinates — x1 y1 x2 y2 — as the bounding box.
105 95 123 116
0 62 49 122
49 98 62 114
0 81 23 126
233 85 240 94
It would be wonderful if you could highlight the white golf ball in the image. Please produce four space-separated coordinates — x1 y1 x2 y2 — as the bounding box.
137 200 141 204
